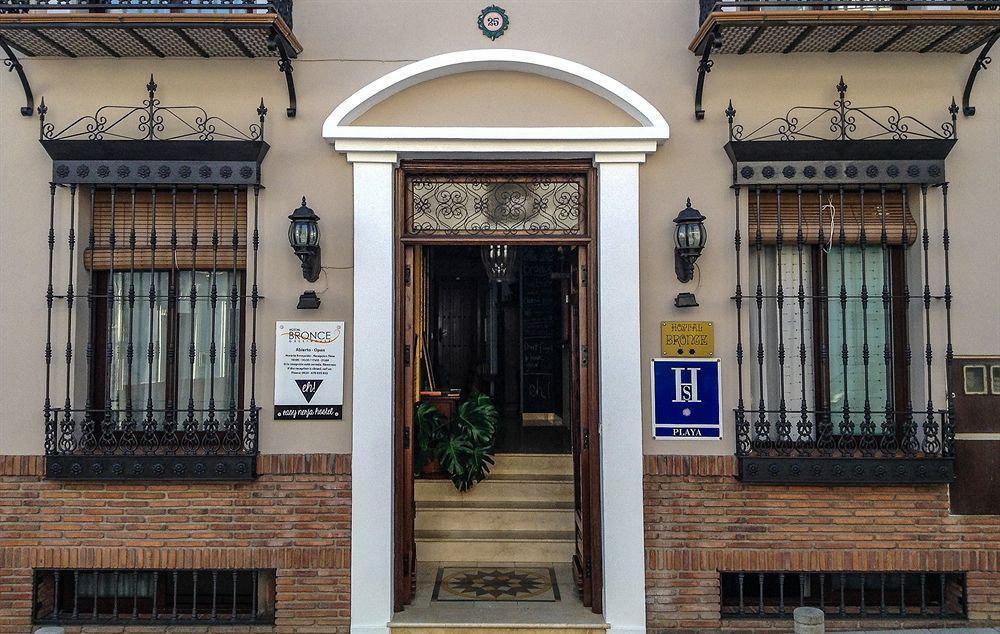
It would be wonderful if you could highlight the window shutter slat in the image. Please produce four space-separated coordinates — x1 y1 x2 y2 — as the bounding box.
748 190 916 247
84 189 247 270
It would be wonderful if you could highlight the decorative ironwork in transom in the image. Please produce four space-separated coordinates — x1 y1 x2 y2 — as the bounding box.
405 174 587 237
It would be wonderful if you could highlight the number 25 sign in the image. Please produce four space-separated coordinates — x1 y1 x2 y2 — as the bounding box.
478 5 510 40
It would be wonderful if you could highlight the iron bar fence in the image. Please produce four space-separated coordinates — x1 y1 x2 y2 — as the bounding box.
720 572 967 620
0 0 293 26
32 569 275 626
733 181 956 478
42 183 261 480
699 1 1000 25
727 83 957 483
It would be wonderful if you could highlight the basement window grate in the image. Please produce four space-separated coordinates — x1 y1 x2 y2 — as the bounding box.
721 571 967 620
32 569 275 626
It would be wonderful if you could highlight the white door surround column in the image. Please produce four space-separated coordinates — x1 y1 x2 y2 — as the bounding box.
594 153 647 634
327 49 669 634
348 152 398 634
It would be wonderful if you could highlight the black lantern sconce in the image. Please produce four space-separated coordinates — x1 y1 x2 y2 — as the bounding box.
288 197 321 283
674 198 707 283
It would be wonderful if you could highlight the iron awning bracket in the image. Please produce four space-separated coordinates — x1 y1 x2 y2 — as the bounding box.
269 29 297 118
0 36 33 117
962 31 999 117
695 28 720 121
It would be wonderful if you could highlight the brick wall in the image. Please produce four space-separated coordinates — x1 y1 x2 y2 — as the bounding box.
643 455 1000 633
0 454 351 634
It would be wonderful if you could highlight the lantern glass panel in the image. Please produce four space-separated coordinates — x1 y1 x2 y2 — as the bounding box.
687 223 704 249
289 220 318 247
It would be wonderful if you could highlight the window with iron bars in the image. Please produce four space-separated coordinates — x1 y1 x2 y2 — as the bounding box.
32 568 275 626
43 185 262 480
734 184 956 482
720 571 967 620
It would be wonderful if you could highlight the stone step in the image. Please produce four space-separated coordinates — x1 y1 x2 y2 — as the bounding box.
490 453 573 476
415 474 573 503
415 529 576 563
415 500 575 532
390 625 607 634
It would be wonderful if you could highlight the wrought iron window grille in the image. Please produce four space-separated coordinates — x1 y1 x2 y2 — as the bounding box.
39 82 266 481
32 568 276 626
726 81 957 484
0 1 298 118
720 571 967 620
692 0 1000 120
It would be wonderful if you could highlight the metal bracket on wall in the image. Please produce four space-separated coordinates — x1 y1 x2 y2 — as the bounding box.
962 31 999 117
694 28 720 121
0 36 33 117
269 30 297 118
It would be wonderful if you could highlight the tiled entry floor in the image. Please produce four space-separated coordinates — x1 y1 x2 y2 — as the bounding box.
389 562 606 627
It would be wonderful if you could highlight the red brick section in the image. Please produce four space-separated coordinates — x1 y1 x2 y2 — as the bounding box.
0 454 351 634
643 455 1000 633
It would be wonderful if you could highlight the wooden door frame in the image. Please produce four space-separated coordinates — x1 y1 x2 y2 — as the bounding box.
391 159 603 613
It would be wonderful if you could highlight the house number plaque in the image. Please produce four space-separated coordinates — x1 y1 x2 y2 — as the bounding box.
478 5 509 40
660 321 714 358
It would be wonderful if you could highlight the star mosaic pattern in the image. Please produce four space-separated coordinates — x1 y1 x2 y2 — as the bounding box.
432 566 560 602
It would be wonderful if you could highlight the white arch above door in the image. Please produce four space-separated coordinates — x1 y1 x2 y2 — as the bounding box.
323 48 669 151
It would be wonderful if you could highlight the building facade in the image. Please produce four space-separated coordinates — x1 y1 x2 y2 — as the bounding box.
0 1 998 633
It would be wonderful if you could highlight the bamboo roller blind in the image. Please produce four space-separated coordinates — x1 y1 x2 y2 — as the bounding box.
85 189 247 270
748 190 917 246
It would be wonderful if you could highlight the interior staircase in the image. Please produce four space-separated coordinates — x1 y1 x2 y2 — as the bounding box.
415 453 575 563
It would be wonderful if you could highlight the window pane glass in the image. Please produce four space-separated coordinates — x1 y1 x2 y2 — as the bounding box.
108 272 170 422
176 271 242 420
827 246 891 433
964 365 987 394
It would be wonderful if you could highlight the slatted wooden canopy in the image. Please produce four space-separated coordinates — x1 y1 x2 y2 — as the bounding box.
690 6 1000 119
0 8 302 117
692 9 1000 55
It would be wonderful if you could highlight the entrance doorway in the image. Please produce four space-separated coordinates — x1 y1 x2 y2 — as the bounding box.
392 162 602 624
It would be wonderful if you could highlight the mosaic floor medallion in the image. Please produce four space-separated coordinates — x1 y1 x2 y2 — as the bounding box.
431 566 560 602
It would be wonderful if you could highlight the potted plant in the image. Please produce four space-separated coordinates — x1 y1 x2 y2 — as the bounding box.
414 393 499 491
415 402 447 477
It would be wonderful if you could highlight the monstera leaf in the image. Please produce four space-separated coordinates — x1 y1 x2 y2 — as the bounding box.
415 392 498 491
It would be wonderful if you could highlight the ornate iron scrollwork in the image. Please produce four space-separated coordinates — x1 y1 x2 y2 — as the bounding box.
0 35 32 116
39 75 266 142
728 77 957 143
406 175 586 237
962 31 998 117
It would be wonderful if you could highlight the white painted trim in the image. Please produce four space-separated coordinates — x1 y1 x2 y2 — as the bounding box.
349 159 397 634
596 161 648 632
333 49 666 634
323 49 669 152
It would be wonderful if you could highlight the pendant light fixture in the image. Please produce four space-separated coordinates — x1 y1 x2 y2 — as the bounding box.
481 244 518 283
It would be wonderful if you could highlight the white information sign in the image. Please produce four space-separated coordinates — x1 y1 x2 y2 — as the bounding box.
274 321 345 420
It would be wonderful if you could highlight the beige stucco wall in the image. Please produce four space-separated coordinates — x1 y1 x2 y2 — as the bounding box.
1 0 997 456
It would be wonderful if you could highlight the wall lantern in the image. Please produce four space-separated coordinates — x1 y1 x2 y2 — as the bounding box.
288 197 321 283
673 198 707 284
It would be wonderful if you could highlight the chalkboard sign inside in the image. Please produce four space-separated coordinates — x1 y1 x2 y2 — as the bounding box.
521 250 562 426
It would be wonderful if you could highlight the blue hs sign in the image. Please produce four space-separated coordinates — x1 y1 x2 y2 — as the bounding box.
651 358 722 439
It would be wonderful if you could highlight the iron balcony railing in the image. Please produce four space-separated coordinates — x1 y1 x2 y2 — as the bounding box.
699 0 1000 25
0 0 293 27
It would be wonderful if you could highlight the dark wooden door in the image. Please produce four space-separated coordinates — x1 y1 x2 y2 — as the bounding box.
394 245 418 610
435 279 478 390
567 245 602 612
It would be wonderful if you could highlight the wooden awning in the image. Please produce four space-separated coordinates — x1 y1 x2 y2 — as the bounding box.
0 11 302 117
0 12 300 58
691 10 1000 55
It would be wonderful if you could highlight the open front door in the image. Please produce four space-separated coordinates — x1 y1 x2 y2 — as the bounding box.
567 245 603 612
394 244 419 610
